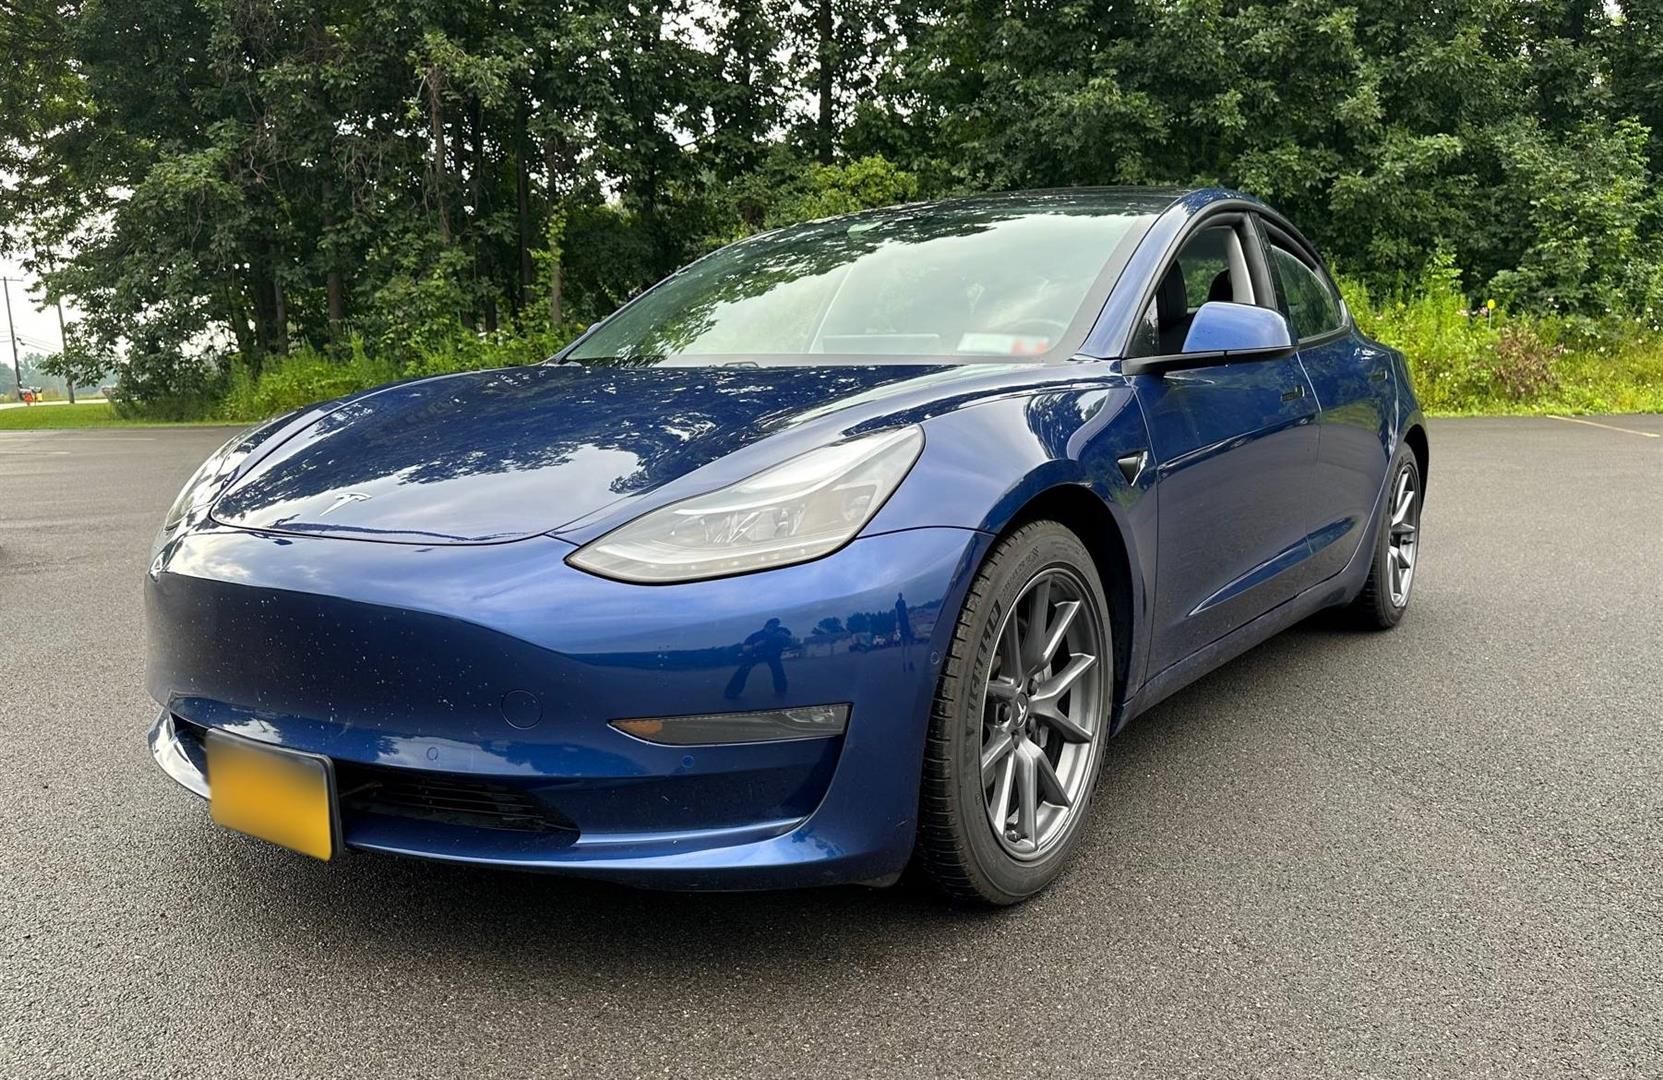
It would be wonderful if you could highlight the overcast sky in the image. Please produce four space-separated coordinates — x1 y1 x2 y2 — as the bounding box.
0 255 76 358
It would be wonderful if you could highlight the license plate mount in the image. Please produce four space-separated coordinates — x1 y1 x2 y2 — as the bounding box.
204 730 340 861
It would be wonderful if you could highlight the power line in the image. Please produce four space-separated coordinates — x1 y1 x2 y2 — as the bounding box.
0 275 72 401
1 332 59 351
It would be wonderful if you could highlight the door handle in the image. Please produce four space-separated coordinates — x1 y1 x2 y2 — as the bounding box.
1370 367 1389 382
1280 385 1306 402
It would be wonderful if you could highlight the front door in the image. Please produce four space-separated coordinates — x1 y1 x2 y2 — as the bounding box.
1127 219 1321 676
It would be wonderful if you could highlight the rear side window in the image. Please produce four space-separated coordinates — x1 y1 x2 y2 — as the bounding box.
1267 243 1344 341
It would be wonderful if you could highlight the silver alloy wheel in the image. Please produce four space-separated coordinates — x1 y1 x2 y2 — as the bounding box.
1387 463 1421 608
980 567 1107 860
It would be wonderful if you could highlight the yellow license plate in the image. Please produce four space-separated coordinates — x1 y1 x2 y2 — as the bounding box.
204 731 338 861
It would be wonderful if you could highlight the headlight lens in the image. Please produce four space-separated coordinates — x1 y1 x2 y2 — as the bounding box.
151 434 237 554
149 415 290 563
159 444 233 535
568 426 924 583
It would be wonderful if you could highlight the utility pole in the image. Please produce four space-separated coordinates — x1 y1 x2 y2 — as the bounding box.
53 293 73 405
2 277 21 403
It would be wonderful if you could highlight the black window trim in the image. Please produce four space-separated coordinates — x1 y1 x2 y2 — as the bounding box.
1113 201 1283 360
1255 214 1352 348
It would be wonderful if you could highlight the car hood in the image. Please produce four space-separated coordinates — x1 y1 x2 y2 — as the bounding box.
210 363 963 545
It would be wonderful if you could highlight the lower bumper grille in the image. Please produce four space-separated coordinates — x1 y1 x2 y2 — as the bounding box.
335 763 577 836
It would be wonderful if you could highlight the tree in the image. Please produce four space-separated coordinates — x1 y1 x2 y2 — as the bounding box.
37 333 114 396
0 0 1656 419
778 0 906 165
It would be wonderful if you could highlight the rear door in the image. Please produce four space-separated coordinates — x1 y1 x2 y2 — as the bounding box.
1127 214 1322 676
1258 219 1394 581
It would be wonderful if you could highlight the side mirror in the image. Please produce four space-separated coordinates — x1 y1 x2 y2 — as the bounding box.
1123 302 1295 376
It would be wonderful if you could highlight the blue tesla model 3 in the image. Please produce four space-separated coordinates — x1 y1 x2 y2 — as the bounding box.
147 187 1428 904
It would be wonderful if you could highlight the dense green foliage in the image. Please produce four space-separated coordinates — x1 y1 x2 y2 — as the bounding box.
1341 262 1663 415
1 0 1659 418
197 262 1663 422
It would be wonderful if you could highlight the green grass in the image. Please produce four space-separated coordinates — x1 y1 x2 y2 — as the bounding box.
1506 342 1663 416
0 402 233 430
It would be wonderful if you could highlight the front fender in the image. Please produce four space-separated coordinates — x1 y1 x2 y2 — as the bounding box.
863 384 1144 530
864 381 1160 712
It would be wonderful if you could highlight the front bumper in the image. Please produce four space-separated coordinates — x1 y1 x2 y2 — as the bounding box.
146 524 988 889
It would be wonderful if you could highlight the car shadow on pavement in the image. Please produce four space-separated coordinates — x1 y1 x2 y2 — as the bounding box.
168 615 1351 973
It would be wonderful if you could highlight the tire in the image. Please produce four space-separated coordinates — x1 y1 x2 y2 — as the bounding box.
914 521 1114 905
1344 447 1423 630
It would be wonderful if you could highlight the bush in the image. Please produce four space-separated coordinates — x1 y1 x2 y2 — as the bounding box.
397 325 575 381
217 322 584 423
221 342 400 422
763 156 923 227
1489 325 1562 401
109 345 227 421
1342 256 1663 414
1339 256 1496 412
125 244 1663 425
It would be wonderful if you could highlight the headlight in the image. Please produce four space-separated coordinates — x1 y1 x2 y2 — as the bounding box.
149 414 293 564
159 441 234 533
568 426 924 584
150 435 245 564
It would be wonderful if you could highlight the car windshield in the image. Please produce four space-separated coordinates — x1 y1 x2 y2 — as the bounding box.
567 195 1161 366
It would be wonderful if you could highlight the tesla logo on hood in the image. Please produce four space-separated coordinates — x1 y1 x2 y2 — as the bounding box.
318 491 373 517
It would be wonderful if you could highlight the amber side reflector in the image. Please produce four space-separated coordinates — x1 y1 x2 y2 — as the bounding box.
611 704 848 746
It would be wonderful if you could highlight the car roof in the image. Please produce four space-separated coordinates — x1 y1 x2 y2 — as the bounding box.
815 186 1247 224
915 186 1198 213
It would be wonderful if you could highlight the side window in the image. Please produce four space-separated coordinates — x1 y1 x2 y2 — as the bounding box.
1128 225 1252 357
1172 227 1238 311
1267 243 1344 341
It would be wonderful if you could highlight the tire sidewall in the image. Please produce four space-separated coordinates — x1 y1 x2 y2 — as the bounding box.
943 524 1113 902
1372 450 1420 626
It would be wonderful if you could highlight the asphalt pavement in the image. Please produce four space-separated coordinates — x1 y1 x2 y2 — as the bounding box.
1 415 1660 1078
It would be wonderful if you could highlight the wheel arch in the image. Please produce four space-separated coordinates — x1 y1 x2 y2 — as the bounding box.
1403 422 1430 493
995 484 1137 717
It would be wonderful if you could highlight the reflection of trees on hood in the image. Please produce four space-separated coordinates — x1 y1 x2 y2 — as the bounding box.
215 364 934 516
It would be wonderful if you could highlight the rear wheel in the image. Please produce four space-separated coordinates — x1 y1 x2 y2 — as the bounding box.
1345 448 1423 629
914 521 1113 905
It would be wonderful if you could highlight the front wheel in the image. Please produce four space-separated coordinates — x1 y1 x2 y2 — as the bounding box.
913 521 1113 905
1345 448 1423 629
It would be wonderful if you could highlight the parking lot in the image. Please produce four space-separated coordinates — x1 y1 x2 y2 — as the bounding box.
2 415 1659 1078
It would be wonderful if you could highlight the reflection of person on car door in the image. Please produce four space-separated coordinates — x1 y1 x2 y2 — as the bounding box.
725 617 793 698
896 593 916 672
